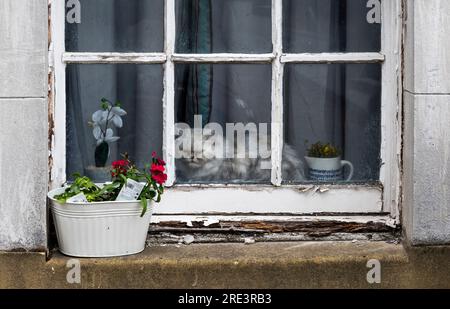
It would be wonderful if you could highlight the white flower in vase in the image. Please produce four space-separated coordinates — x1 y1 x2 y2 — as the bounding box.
89 98 127 167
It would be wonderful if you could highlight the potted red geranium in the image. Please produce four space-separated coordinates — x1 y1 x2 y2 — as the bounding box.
48 152 167 257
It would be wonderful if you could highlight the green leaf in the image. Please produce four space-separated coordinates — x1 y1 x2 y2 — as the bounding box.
119 174 128 184
149 190 156 199
140 198 148 217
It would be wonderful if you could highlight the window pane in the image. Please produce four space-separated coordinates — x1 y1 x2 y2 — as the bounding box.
283 63 382 183
175 64 272 184
66 0 164 52
175 0 272 53
66 64 163 182
283 0 381 53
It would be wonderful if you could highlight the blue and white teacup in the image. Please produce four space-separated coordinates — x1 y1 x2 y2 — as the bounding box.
305 156 354 182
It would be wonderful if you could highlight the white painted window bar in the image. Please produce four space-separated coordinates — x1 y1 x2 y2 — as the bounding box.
50 0 402 219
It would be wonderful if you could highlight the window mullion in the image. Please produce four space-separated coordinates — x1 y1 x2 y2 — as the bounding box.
172 53 275 63
50 0 67 188
271 0 284 186
380 0 402 218
163 0 176 186
280 52 385 63
62 52 167 64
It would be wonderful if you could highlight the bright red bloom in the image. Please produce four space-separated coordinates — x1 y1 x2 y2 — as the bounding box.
152 172 167 185
112 160 128 168
151 163 165 174
111 159 128 177
150 159 167 185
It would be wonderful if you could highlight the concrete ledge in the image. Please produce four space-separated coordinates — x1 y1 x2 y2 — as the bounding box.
0 241 449 288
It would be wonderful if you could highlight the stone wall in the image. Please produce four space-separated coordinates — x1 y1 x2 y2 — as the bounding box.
403 0 450 245
0 0 48 250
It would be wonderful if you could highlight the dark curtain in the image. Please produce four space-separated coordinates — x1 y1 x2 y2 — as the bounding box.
176 0 213 127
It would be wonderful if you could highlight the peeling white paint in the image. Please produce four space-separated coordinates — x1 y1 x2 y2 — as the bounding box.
63 52 167 64
151 215 392 225
281 52 385 63
203 218 220 227
50 0 67 188
154 186 383 214
270 0 283 186
244 237 255 244
380 0 403 221
172 53 274 63
182 235 195 245
163 0 176 186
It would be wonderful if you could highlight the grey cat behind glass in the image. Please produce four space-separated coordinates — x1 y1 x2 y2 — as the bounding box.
175 129 305 183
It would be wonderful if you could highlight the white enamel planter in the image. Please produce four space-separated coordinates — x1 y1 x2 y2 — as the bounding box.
48 188 153 258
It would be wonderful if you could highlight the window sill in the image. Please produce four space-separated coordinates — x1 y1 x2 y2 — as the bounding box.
5 241 450 288
149 214 399 244
45 240 408 288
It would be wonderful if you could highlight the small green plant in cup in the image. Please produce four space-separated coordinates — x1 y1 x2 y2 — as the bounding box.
306 141 341 158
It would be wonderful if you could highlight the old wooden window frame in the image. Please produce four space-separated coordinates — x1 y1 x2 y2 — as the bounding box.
49 0 403 226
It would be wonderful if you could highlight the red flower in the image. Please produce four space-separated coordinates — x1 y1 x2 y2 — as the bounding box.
151 163 165 174
152 172 167 185
111 159 128 177
152 151 157 158
112 160 128 168
150 160 167 185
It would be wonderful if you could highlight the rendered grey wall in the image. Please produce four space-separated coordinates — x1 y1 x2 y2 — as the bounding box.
0 0 48 250
404 0 450 245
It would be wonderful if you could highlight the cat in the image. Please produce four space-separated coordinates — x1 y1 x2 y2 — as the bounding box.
175 127 305 183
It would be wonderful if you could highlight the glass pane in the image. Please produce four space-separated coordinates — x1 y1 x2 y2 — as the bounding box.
283 0 381 53
66 0 164 52
175 64 272 184
175 0 272 53
66 64 163 182
283 63 382 183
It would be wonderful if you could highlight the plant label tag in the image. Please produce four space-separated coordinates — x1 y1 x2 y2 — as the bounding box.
67 193 88 203
116 179 145 201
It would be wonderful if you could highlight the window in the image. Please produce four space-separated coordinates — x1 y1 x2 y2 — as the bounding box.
50 0 402 221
